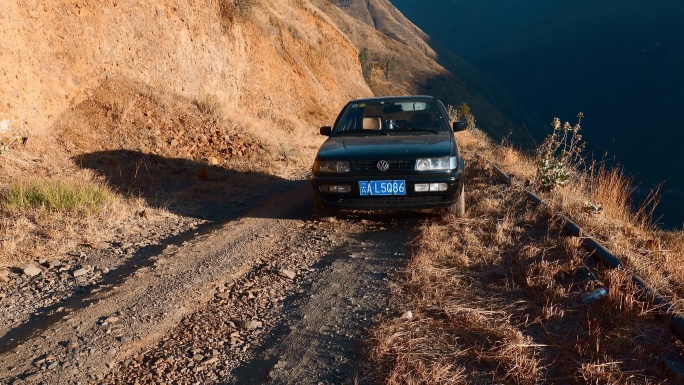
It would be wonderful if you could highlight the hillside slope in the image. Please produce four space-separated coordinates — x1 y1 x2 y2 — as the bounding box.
0 0 370 140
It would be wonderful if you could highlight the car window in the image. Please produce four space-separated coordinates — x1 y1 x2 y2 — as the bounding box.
333 100 450 134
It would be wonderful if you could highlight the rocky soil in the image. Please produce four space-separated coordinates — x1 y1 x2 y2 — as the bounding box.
0 181 420 385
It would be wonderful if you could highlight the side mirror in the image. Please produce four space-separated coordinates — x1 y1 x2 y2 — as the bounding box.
452 121 467 132
320 126 332 136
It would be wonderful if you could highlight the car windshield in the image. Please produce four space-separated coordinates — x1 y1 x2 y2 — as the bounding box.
332 99 450 135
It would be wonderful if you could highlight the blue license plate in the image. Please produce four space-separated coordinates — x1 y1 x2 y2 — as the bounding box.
359 180 406 196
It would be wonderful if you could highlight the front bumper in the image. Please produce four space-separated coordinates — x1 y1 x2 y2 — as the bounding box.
311 172 464 211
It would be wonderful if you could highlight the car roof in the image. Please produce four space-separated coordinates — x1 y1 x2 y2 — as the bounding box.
348 95 438 104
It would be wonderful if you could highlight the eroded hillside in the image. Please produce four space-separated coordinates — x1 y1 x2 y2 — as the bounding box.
0 0 370 140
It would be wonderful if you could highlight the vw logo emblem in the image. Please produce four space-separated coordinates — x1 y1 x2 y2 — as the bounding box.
377 160 390 172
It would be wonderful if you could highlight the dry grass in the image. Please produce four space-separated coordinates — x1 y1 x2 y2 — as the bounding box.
1 179 114 215
367 129 684 383
0 162 131 267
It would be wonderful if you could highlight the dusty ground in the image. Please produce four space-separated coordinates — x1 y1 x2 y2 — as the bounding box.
0 175 429 384
2 130 684 385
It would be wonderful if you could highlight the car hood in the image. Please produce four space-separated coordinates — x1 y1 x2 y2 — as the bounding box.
317 133 453 160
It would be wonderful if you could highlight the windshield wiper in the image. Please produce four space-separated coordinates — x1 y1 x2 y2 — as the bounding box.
403 128 441 134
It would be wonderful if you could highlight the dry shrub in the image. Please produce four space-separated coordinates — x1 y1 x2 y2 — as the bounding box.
372 318 468 385
1 179 114 215
588 163 661 228
368 133 544 383
368 125 680 382
192 94 223 118
0 171 128 267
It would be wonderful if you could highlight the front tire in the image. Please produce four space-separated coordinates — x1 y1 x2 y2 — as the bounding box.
313 192 335 220
447 183 465 216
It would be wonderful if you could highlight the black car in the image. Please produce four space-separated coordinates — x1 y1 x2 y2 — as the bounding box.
311 95 467 219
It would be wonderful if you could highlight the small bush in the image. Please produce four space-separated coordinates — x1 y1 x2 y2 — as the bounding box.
359 48 372 79
0 118 28 155
458 102 476 130
382 56 397 80
192 95 222 117
535 113 586 192
1 180 115 215
446 104 462 123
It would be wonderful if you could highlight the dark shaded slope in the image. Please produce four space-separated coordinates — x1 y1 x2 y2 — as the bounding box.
321 0 547 146
392 0 684 228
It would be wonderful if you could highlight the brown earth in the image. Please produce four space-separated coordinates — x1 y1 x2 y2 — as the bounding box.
1 0 369 140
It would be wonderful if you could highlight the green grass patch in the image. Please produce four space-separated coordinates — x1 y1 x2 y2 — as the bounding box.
1 180 115 214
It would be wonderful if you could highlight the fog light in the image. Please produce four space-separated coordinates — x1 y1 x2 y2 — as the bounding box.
320 185 351 193
415 184 429 192
430 183 447 191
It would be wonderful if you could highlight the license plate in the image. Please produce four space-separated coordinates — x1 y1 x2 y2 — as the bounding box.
359 180 406 196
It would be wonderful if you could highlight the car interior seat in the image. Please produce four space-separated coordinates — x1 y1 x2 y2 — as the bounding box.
362 116 382 130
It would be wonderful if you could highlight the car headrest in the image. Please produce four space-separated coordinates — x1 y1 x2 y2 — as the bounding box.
362 117 382 130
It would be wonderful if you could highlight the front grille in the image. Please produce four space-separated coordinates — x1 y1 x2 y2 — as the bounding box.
352 160 414 171
331 195 447 206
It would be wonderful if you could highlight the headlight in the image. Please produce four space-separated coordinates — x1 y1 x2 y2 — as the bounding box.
415 156 455 171
315 160 350 173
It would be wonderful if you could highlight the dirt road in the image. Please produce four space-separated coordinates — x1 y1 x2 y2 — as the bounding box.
1 181 417 384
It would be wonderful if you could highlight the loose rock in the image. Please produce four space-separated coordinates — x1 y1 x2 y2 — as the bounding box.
0 268 10 282
241 320 263 330
72 267 91 278
90 242 110 250
279 269 296 280
22 264 42 277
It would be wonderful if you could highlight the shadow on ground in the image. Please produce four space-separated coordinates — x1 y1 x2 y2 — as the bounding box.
0 151 306 355
74 150 296 221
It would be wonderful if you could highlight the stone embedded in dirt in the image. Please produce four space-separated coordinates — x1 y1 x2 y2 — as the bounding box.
215 292 230 300
65 341 79 350
22 264 42 277
23 372 42 381
279 269 296 280
0 268 10 282
90 242 110 250
240 320 262 330
104 316 120 324
72 267 91 278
